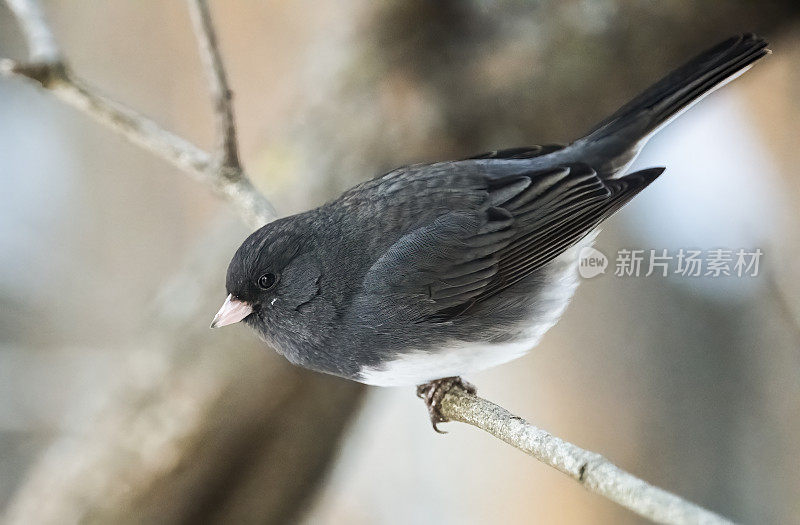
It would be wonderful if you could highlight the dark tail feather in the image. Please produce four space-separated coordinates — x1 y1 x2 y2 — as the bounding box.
584 33 769 143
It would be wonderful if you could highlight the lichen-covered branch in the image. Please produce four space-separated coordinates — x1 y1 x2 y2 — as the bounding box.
0 0 274 228
439 385 733 525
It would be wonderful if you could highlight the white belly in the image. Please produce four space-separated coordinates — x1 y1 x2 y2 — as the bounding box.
358 331 545 386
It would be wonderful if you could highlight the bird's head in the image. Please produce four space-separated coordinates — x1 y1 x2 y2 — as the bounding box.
211 217 322 349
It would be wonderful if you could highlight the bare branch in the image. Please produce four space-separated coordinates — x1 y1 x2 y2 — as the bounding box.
187 0 241 171
0 0 275 228
438 385 733 525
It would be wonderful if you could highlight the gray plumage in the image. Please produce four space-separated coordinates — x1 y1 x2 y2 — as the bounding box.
219 34 768 386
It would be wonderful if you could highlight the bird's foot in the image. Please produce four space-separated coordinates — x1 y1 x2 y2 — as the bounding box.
416 376 476 433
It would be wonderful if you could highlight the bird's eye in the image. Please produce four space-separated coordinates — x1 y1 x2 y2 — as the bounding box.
258 273 278 290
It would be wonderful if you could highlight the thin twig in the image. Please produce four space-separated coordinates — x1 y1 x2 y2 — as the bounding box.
187 0 241 171
439 385 733 525
45 73 211 176
0 0 275 228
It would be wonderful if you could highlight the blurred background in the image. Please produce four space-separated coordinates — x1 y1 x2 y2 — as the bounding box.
1 1 799 524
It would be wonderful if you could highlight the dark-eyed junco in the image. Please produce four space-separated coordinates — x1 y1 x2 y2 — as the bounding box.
212 34 768 428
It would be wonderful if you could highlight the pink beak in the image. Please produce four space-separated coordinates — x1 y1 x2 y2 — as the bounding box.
210 294 254 328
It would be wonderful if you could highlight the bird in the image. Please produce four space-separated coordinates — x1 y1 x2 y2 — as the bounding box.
211 34 769 430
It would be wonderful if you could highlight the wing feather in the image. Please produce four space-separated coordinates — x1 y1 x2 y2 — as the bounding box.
357 161 663 323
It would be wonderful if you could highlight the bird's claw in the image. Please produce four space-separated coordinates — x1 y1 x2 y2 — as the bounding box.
416 376 476 433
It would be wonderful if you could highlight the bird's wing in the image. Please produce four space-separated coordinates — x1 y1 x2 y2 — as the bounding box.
360 163 663 322
468 166 663 302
